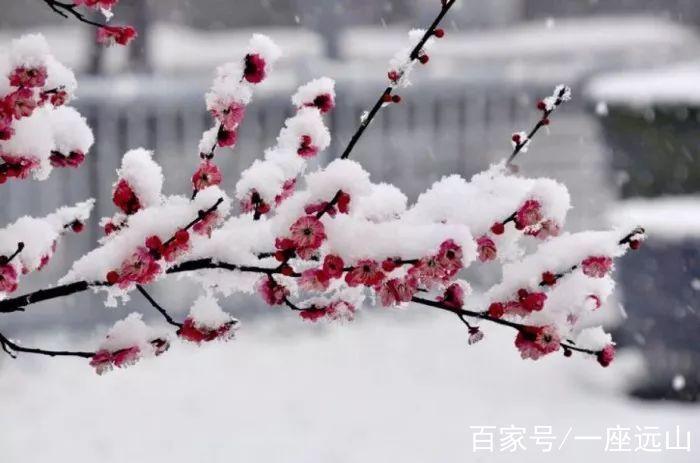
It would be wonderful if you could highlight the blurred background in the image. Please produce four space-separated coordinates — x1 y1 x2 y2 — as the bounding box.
0 1 698 461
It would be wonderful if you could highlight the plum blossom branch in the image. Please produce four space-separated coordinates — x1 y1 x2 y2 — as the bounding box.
507 85 572 166
0 330 94 358
339 1 454 161
538 226 645 287
0 260 295 314
411 296 605 359
311 1 455 219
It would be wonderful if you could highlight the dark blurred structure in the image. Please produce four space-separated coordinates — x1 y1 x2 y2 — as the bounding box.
601 107 700 198
592 95 700 402
615 239 700 402
524 0 700 24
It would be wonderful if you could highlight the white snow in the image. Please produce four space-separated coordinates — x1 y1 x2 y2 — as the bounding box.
100 312 164 353
188 294 236 331
235 159 287 204
48 106 94 154
0 313 696 463
352 183 408 222
575 326 615 351
276 107 331 153
324 216 476 264
404 164 571 237
8 33 49 68
248 33 283 67
290 76 335 109
115 149 164 209
303 159 370 203
0 107 55 180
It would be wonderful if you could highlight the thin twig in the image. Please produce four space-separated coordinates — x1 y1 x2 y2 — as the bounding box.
316 0 457 218
135 285 182 328
506 85 570 166
161 197 224 249
411 296 604 357
0 331 94 358
40 0 110 29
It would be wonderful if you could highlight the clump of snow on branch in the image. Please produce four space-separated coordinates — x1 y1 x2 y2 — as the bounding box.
178 294 239 343
404 163 571 262
388 29 435 88
0 200 94 299
114 148 164 210
0 34 92 183
90 313 168 375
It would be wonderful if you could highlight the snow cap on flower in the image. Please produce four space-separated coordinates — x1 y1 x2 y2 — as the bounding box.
404 166 571 240
9 34 50 69
179 294 239 343
291 77 336 114
247 34 282 71
351 182 407 222
0 200 94 286
48 106 94 158
90 312 168 374
235 159 287 207
276 107 331 158
114 148 164 210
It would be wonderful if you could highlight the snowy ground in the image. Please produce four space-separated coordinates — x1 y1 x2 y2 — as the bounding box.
0 308 696 462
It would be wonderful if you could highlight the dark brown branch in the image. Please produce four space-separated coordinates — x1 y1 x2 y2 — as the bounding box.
167 258 301 277
560 341 597 355
0 331 94 359
618 226 645 246
408 1 454 61
282 296 304 312
0 260 298 314
0 281 102 313
313 0 456 218
412 296 525 331
136 285 182 328
0 242 24 265
339 88 392 161
161 197 224 249
411 296 603 357
339 0 454 162
41 0 110 29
